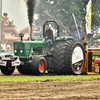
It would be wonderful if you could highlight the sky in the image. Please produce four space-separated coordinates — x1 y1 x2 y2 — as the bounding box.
2 0 31 31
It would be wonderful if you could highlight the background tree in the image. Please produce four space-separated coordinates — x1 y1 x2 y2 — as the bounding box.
35 0 100 43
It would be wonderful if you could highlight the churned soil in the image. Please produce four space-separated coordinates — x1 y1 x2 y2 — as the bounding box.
0 78 100 100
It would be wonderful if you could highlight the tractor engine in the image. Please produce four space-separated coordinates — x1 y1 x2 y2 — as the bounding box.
13 37 46 57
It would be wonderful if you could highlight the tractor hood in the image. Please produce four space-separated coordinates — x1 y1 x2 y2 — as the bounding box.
13 37 46 57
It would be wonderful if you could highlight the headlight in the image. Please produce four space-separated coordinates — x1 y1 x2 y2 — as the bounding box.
14 50 17 53
20 50 23 53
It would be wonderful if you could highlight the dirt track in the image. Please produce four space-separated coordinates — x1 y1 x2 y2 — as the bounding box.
0 70 100 100
0 78 100 100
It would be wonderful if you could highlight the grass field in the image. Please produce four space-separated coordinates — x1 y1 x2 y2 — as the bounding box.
0 74 100 81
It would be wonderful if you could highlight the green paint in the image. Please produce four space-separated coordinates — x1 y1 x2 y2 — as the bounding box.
13 36 76 57
14 38 46 57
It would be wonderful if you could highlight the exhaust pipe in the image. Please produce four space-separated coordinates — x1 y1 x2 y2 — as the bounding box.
29 24 32 41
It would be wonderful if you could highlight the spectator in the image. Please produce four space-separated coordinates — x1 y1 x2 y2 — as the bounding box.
92 43 97 48
6 43 11 52
81 36 88 51
96 41 100 48
1 40 6 52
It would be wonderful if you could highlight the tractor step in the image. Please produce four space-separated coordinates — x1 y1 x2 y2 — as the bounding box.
87 72 99 75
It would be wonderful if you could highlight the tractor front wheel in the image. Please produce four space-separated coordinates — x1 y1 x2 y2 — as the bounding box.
31 56 47 75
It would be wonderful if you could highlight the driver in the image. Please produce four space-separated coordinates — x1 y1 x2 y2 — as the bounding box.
44 23 53 50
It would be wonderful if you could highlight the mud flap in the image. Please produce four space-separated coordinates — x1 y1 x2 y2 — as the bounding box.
88 52 92 72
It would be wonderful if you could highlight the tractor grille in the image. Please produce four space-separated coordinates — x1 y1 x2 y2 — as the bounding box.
33 47 42 54
25 43 30 49
33 47 42 51
14 43 23 49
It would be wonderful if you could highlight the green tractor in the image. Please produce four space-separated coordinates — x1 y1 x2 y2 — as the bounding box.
0 21 85 75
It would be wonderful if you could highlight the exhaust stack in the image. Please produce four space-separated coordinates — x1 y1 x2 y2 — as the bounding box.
26 0 36 41
29 24 32 41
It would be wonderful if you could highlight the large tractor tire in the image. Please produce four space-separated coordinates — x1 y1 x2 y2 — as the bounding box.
1 61 15 75
52 40 85 75
52 41 73 75
31 56 47 75
65 41 85 75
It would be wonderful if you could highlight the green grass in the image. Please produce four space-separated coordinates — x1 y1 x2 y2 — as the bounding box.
0 75 100 81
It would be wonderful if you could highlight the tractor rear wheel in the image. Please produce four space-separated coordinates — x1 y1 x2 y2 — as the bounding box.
52 40 85 75
65 41 85 75
52 41 71 75
31 56 47 75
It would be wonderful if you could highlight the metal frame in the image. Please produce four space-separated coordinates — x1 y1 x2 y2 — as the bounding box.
43 21 60 37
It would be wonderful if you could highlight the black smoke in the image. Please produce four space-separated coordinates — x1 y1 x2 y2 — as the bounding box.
26 0 36 27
